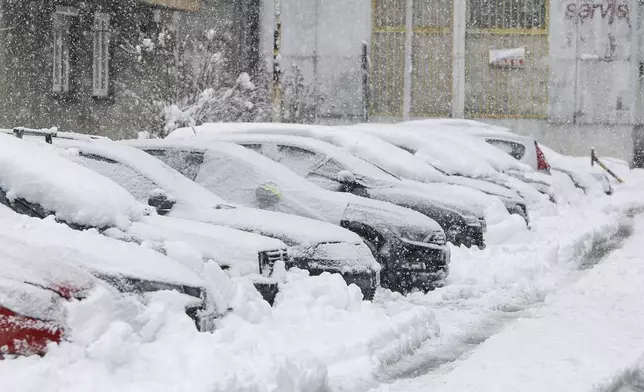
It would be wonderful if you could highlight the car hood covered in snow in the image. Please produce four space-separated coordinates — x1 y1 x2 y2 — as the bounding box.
335 124 526 204
0 206 205 289
0 134 145 229
130 214 288 277
345 123 504 179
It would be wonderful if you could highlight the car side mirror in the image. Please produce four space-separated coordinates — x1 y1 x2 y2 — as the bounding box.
148 189 176 216
336 170 357 186
255 182 282 209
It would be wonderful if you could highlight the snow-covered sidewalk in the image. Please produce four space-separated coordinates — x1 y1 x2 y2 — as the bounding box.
374 195 644 392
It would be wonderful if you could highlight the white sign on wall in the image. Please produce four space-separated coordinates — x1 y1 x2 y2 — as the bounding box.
489 47 526 68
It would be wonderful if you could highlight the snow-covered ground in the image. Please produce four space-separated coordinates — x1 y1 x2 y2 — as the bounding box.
3 164 644 391
371 170 644 392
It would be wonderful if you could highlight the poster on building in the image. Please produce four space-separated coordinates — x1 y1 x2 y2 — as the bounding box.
489 47 526 68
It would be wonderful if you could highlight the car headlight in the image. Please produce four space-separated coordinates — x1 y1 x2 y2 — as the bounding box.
463 214 481 226
258 248 289 275
399 261 428 270
399 228 430 243
429 231 446 244
479 218 487 232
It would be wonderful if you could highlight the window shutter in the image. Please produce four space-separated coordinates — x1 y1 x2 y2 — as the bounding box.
92 12 111 97
52 13 70 94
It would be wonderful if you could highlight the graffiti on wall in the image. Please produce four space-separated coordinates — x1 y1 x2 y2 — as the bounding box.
565 0 630 25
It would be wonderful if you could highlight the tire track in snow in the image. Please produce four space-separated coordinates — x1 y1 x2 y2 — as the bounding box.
375 216 635 384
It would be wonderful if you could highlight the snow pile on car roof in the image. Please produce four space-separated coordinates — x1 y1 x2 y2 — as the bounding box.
49 137 231 208
168 122 447 183
398 122 532 174
347 123 504 180
0 133 145 229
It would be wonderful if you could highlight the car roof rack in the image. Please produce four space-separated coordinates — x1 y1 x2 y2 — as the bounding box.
1 127 111 144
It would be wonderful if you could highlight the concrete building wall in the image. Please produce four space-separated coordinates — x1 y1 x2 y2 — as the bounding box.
261 0 371 120
263 0 643 162
0 0 247 139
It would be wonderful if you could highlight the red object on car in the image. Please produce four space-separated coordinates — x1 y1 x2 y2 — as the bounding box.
535 141 551 173
0 306 64 358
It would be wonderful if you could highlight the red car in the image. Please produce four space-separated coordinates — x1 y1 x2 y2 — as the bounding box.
0 247 94 357
0 205 215 358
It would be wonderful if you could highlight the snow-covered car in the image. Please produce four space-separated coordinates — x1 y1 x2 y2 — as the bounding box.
461 129 553 175
12 130 381 300
0 132 289 304
334 123 531 221
176 132 487 249
539 144 613 195
396 120 556 203
128 139 451 293
418 123 613 197
0 204 218 357
166 123 515 227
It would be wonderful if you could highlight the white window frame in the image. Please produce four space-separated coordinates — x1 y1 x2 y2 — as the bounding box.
92 12 111 98
52 7 78 94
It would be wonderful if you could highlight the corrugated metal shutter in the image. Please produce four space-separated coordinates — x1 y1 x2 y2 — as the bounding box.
410 0 453 117
370 0 407 117
464 0 548 118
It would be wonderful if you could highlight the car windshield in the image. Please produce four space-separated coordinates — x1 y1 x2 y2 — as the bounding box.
75 154 160 202
331 154 401 182
315 158 397 189
193 144 349 224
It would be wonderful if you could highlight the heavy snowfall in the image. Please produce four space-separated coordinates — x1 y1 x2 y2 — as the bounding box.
2 1 644 392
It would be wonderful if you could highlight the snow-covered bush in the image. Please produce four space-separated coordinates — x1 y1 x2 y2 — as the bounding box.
119 27 270 138
280 65 326 124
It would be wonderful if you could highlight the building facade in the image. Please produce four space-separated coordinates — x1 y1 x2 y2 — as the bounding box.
0 0 260 139
262 0 641 161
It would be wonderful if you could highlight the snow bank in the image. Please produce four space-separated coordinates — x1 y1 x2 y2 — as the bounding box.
383 212 644 392
222 270 439 391
0 134 145 229
370 169 644 392
0 285 329 392
0 269 439 392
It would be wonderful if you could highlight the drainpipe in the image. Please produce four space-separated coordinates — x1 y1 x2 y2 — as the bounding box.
402 0 413 120
271 0 282 122
632 0 644 167
452 0 466 118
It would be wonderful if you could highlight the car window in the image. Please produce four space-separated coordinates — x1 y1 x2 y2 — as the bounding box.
239 144 263 153
195 150 343 223
267 145 322 177
75 154 160 202
145 149 204 181
0 188 49 219
314 158 346 179
486 139 526 160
